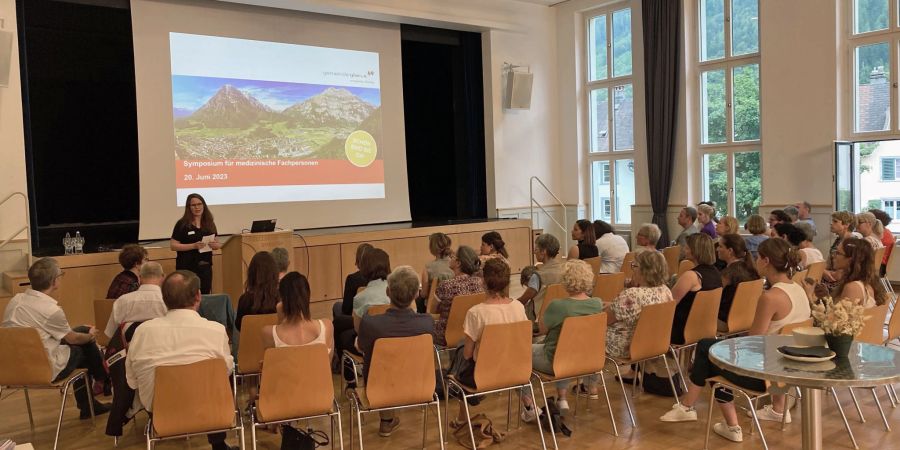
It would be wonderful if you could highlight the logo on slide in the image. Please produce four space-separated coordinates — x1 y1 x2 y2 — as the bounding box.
345 130 377 167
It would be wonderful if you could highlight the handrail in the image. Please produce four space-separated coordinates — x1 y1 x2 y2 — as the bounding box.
0 191 31 267
529 176 568 257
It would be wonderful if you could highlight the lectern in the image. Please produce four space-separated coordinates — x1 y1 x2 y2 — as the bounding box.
221 230 293 308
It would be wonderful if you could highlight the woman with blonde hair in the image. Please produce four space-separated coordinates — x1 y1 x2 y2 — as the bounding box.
697 204 717 239
715 216 739 236
855 212 884 250
670 234 722 344
743 214 769 259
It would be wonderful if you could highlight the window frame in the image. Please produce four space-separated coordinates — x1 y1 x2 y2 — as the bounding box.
695 0 762 220
584 3 636 226
882 156 900 180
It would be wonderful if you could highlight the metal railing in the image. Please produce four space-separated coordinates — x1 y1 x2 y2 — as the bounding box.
529 176 567 257
0 191 31 266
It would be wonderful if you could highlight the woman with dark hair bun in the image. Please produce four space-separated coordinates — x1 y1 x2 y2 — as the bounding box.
593 220 628 273
568 219 598 260
261 272 333 355
716 234 759 330
479 231 509 265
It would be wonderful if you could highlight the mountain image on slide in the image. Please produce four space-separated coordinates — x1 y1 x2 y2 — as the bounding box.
173 79 381 160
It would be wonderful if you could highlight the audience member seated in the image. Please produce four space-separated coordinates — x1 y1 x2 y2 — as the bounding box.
107 244 148 300
568 219 599 260
104 261 167 340
334 243 374 351
795 201 816 232
697 204 718 239
856 212 885 250
783 205 800 223
716 235 760 331
670 234 722 345
479 231 510 266
435 246 484 346
594 220 629 273
356 266 435 438
2 257 111 419
775 222 822 270
767 209 792 237
870 209 896 275
715 216 739 237
270 247 290 280
595 251 672 390
660 239 810 442
742 214 769 259
825 237 886 308
261 272 333 355
634 223 661 254
126 270 235 450
822 211 855 288
447 259 527 428
338 247 392 384
518 234 565 320
418 233 455 312
675 206 700 259
235 251 280 331
521 260 603 417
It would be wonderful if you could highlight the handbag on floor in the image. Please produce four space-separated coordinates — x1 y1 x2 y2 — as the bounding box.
281 425 329 450
539 397 571 436
453 414 506 449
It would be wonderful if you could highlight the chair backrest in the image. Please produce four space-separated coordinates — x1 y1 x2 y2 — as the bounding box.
791 269 809 285
779 318 814 335
662 246 680 279
425 278 439 314
152 358 234 438
537 284 568 324
552 313 607 378
683 288 723 344
592 272 625 303
726 279 764 333
583 256 601 275
873 247 887 273
444 292 487 346
677 260 695 277
629 301 676 361
257 344 333 422
94 299 115 347
367 303 391 316
621 252 636 280
237 313 279 375
0 328 53 386
887 308 900 344
858 305 889 345
365 334 435 409
805 262 826 284
474 321 533 391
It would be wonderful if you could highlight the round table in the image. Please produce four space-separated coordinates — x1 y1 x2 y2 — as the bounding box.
709 335 900 450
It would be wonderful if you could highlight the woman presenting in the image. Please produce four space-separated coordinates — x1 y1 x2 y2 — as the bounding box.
170 193 220 294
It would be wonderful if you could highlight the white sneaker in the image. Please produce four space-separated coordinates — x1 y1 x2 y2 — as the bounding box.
659 403 698 422
747 404 791 423
556 399 570 412
521 406 541 423
713 422 743 442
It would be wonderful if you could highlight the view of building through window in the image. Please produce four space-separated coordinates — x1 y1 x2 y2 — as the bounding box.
843 140 900 232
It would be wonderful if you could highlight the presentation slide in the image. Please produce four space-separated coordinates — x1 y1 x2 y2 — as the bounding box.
170 33 385 205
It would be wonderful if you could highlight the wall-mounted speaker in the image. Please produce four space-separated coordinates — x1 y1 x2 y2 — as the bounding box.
506 70 533 110
0 30 12 87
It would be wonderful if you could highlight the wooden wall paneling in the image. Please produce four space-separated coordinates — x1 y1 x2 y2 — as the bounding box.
293 245 342 302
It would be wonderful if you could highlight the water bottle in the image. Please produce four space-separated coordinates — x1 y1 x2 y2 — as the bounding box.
74 231 84 254
63 232 73 255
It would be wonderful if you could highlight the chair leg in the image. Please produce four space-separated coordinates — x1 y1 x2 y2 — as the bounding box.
527 383 548 450
349 403 354 450
355 407 365 450
670 347 689 393
830 387 859 450
250 422 257 450
462 392 478 450
848 388 866 423
536 377 558 450
506 390 513 431
85 374 96 424
871 388 891 431
434 397 445 450
742 391 769 450
598 371 618 437
336 408 345 450
422 405 428 449
661 355 681 405
611 362 635 427
54 382 71 450
885 385 897 407
24 387 35 433
703 384 716 450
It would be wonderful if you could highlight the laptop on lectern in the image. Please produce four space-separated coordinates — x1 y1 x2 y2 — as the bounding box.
250 219 277 233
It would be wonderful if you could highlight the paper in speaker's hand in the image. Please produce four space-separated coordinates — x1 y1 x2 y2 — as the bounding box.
199 234 215 253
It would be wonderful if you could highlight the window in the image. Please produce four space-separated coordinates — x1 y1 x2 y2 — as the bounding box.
882 156 900 180
834 139 900 232
697 0 761 222
587 5 635 225
883 198 900 218
849 0 896 135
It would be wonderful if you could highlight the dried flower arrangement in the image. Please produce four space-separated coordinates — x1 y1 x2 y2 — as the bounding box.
811 296 868 337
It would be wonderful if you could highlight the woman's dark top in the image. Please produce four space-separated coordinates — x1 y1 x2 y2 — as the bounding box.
235 292 276 331
171 221 214 270
672 264 722 344
718 261 760 323
577 241 599 260
341 271 369 316
106 270 139 300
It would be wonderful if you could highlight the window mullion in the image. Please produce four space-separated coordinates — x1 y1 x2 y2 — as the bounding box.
727 152 736 217
725 64 735 144
724 0 733 59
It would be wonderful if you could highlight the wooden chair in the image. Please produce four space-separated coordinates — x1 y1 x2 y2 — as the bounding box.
881 247 897 312
442 292 486 347
718 279 764 338
536 284 568 326
346 334 445 450
236 313 279 404
342 304 391 392
583 256 601 275
621 252 636 280
662 246 680 279
251 344 343 450
0 328 96 450
677 260 695 277
791 269 809 285
93 299 115 347
445 321 546 450
805 261 826 284
147 358 243 449
670 288 722 391
703 376 773 450
842 305 893 435
592 272 625 303
425 278 440 314
873 247 887 274
886 304 900 345
532 313 616 449
606 301 681 427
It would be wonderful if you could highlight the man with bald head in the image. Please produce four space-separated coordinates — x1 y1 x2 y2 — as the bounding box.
126 270 236 450
104 261 167 339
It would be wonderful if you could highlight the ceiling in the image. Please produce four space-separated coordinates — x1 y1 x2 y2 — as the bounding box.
512 0 567 6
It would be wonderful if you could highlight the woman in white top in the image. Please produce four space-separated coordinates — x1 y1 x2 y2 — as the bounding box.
856 212 885 251
828 237 886 308
593 220 629 273
261 271 334 356
775 222 824 270
660 238 810 444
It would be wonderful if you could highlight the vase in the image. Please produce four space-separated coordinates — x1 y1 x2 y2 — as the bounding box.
825 334 853 358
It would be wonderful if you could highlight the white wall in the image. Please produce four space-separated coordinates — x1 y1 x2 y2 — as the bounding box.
0 0 26 241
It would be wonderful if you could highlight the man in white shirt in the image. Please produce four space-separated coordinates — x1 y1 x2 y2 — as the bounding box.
1 258 110 419
104 261 167 339
126 270 236 450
